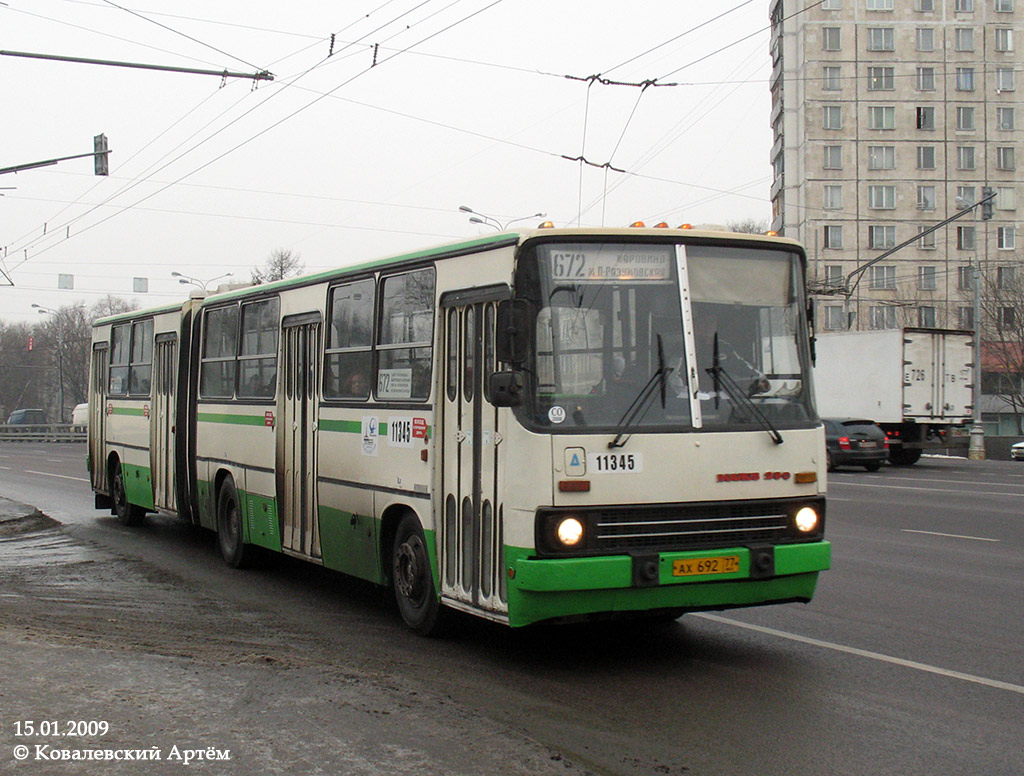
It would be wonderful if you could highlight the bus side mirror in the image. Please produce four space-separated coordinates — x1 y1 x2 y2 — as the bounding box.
806 297 817 366
489 370 524 407
495 299 530 365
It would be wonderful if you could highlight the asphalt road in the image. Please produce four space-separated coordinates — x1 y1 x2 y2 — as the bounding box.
1 442 1022 775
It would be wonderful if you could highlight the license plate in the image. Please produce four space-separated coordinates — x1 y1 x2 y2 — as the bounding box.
858 440 877 448
672 555 740 577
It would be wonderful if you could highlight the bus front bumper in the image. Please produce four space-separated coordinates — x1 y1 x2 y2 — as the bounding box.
505 541 830 628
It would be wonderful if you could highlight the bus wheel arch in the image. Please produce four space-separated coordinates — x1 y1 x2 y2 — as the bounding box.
108 453 144 526
215 472 252 568
388 508 449 636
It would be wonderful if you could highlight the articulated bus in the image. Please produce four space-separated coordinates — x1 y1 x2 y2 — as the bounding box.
88 227 829 634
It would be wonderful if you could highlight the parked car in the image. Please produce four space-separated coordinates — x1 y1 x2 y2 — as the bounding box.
5 408 47 425
71 403 89 427
823 418 889 472
1012 440 1024 461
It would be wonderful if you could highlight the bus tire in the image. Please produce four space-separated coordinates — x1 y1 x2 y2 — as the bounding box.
392 513 448 636
111 460 145 526
217 477 251 569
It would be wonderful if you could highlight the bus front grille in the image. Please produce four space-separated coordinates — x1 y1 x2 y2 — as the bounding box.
592 502 792 552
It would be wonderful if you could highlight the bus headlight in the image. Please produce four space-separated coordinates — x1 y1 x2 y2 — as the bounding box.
555 516 584 547
794 506 820 534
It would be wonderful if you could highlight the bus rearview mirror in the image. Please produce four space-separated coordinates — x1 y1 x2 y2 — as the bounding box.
495 299 530 365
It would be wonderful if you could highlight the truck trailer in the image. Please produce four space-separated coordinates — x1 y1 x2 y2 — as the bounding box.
813 327 973 465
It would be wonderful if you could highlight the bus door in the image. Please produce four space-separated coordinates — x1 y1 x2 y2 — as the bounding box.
439 293 508 617
278 314 322 560
150 333 177 512
89 343 109 494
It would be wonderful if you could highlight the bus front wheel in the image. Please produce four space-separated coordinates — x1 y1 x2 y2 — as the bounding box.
217 477 252 568
111 460 144 526
392 514 448 636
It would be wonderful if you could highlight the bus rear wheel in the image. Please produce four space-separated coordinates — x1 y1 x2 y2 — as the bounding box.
111 460 144 526
217 477 252 568
392 514 448 636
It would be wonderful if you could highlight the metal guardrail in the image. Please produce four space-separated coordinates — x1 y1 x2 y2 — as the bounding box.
0 424 87 442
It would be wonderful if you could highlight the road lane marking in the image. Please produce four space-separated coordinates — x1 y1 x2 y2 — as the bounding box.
26 470 89 483
831 481 1021 498
696 613 1024 696
901 529 999 542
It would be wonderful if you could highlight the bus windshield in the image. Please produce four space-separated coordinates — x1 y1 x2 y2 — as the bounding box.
512 240 815 434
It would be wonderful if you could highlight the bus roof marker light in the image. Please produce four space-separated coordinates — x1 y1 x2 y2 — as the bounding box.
630 221 646 228
539 221 555 229
654 222 669 228
679 223 693 230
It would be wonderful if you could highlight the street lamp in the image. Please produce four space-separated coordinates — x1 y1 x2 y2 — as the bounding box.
171 271 233 291
459 205 546 231
31 303 64 423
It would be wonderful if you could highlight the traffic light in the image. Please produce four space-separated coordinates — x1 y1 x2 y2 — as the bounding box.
981 186 994 220
94 134 109 176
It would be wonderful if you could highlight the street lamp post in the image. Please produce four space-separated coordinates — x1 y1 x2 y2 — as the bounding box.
171 271 233 291
459 205 546 231
31 303 64 423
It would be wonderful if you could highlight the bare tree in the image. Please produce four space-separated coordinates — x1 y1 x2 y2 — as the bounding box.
252 248 303 285
969 259 1024 433
727 218 770 235
0 320 46 420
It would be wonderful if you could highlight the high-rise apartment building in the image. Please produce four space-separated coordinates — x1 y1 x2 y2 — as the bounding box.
769 0 1020 332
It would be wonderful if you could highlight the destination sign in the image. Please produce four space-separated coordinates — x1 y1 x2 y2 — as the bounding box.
546 244 673 283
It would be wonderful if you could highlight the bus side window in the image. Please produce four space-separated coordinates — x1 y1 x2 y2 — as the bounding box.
324 279 375 400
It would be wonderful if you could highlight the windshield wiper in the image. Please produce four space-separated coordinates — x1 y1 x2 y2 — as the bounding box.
706 336 783 445
608 335 672 449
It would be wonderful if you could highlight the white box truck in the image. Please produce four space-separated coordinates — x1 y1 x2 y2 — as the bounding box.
813 327 973 465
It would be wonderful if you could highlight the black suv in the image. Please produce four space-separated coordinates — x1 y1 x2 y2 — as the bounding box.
6 408 47 425
823 418 888 472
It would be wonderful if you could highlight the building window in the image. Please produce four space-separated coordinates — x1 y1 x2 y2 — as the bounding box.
918 265 937 290
824 225 844 248
957 225 977 250
916 0 934 10
869 265 897 289
824 306 847 330
825 265 844 287
997 107 1015 131
915 28 935 51
957 185 976 207
995 28 1013 52
918 226 936 249
916 66 935 90
868 146 895 170
918 306 936 327
996 0 1013 12
822 0 841 8
869 185 896 209
956 67 975 91
955 0 974 11
955 28 975 51
956 106 975 131
869 226 896 249
999 307 1016 329
917 185 936 210
996 146 1015 170
824 184 843 210
867 27 895 51
823 65 842 91
998 266 1017 288
958 266 975 290
917 145 936 169
956 146 976 170
870 306 897 329
868 66 894 90
998 227 1016 250
823 27 842 51
823 105 843 129
867 0 893 9
958 307 974 329
996 68 1015 92
824 145 843 169
997 187 1017 211
869 105 895 130
917 106 935 130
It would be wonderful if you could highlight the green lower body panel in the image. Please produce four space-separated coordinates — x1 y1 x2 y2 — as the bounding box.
122 463 155 511
504 542 830 628
319 506 382 584
245 491 281 552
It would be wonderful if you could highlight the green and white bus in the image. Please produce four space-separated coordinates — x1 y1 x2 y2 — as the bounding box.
88 226 829 633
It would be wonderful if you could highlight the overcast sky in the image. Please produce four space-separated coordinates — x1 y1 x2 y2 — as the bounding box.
1 0 773 322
